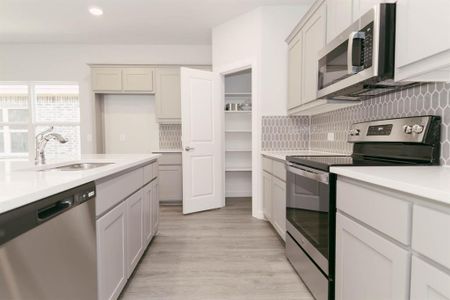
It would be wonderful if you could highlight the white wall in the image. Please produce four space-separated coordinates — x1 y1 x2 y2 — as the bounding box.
0 44 211 153
212 5 309 218
103 94 159 154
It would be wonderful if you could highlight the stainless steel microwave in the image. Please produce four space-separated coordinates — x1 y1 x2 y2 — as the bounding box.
317 3 414 101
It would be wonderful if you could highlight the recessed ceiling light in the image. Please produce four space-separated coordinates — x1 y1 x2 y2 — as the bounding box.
89 6 103 16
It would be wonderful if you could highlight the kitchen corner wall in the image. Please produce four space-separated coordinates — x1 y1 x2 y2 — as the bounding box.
262 82 450 164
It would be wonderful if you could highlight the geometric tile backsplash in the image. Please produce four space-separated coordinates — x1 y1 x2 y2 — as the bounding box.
262 82 450 165
159 124 182 150
261 115 310 151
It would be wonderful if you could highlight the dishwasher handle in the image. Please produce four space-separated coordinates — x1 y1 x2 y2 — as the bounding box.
37 198 74 222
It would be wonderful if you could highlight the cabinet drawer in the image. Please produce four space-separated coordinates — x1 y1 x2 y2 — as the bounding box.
262 156 273 173
410 256 450 300
412 205 450 269
272 160 286 181
337 178 411 244
157 153 182 165
96 168 144 216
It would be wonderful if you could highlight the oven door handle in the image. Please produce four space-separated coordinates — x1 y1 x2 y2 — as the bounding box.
286 164 329 184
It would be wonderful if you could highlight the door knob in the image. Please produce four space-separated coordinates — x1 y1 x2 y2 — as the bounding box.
184 146 195 151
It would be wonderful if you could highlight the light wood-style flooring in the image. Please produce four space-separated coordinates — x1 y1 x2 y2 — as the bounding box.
120 198 313 300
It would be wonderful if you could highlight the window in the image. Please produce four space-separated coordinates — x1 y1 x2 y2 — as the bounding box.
0 83 80 159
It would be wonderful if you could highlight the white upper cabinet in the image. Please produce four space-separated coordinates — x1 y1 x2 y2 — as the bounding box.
287 33 303 110
326 0 352 43
353 0 386 19
395 0 450 82
122 67 154 92
92 67 123 91
155 67 181 122
302 2 326 104
91 66 154 93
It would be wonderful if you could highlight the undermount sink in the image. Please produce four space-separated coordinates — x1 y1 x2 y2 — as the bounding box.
45 162 114 171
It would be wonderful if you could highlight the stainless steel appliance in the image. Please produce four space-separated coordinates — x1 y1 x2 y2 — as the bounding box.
286 116 441 300
0 182 97 300
317 3 414 101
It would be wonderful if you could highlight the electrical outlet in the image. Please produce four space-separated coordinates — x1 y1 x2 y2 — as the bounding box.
119 134 126 142
327 132 335 141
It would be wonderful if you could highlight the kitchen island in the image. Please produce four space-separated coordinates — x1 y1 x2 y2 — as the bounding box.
0 154 160 300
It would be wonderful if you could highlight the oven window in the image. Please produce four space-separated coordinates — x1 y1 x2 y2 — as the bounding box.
318 40 350 90
286 170 330 259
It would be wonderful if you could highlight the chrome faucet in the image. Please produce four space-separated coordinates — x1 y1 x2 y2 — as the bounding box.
35 126 69 165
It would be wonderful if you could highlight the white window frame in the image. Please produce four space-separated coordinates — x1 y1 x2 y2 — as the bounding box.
0 81 81 160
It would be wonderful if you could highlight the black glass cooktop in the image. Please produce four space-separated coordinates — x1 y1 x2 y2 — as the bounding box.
286 155 423 171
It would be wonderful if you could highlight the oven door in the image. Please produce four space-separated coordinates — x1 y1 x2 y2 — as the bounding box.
286 163 330 275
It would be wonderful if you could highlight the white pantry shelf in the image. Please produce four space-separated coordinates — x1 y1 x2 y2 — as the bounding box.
225 168 252 172
225 130 252 133
225 149 252 152
225 92 252 96
224 111 251 114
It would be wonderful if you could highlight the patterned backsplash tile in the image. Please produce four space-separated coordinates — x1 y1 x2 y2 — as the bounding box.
261 82 450 164
261 116 309 150
159 124 182 150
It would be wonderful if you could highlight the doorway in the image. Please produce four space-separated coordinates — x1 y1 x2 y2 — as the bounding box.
224 69 252 212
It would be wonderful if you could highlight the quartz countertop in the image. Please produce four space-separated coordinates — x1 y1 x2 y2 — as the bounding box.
0 154 160 214
330 166 450 206
152 149 182 153
261 150 347 161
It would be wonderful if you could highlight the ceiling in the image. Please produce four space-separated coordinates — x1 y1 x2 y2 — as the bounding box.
0 0 313 45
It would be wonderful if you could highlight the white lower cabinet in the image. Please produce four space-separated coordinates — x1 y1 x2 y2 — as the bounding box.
271 176 286 240
152 180 160 235
97 162 160 300
97 201 127 300
410 256 450 300
263 171 272 221
143 182 154 246
335 213 410 300
126 190 144 277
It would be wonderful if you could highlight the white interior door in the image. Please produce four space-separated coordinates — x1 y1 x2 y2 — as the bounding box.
181 67 224 214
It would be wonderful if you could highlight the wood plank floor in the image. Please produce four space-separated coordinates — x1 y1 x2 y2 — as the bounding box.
120 198 314 300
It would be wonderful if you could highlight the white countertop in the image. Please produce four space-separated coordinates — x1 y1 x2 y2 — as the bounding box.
331 166 450 206
152 149 182 153
0 154 160 215
261 150 347 161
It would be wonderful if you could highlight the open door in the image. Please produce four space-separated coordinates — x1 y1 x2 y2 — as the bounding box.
181 67 224 214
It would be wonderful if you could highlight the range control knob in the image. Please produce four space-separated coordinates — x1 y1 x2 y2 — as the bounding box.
412 124 424 134
349 129 360 136
403 125 413 134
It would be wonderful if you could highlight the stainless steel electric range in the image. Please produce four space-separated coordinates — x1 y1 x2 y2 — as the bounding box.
285 115 441 300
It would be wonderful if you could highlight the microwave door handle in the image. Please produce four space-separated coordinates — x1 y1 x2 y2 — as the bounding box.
347 31 365 74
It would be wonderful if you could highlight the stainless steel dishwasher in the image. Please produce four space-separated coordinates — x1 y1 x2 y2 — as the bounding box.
0 182 97 300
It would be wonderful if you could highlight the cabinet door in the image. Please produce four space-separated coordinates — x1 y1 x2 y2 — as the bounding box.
271 176 286 240
326 0 353 43
126 190 144 277
263 171 272 221
92 67 122 91
410 256 450 300
97 201 127 300
122 67 154 92
395 0 450 82
287 32 303 111
152 180 160 236
159 165 183 202
353 0 384 20
142 182 154 246
156 68 181 122
335 213 410 300
302 3 326 104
